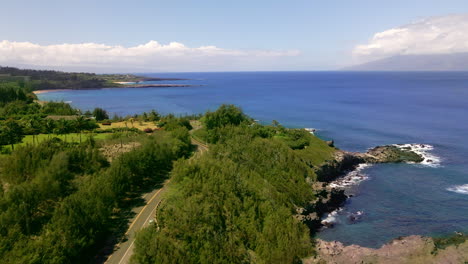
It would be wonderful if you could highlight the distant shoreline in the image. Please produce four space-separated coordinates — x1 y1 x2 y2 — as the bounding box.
33 89 70 94
33 84 200 94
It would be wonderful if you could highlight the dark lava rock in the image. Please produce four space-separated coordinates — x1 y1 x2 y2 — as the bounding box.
364 145 424 163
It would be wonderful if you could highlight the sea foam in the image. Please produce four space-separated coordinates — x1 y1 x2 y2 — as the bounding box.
321 208 343 226
329 163 371 189
394 143 441 168
447 184 468 195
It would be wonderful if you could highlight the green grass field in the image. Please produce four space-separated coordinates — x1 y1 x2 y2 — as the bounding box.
295 135 337 165
6 133 112 151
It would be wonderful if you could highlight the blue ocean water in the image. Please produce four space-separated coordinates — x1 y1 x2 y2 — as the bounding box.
38 72 468 247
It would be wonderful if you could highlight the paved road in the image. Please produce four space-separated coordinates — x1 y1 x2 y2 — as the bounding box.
105 186 167 264
105 137 207 264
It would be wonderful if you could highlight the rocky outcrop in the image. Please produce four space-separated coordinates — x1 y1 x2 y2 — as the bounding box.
315 152 364 182
363 145 424 163
315 145 423 183
304 235 468 264
296 183 347 232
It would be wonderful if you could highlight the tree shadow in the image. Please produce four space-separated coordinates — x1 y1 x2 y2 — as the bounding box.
93 177 166 263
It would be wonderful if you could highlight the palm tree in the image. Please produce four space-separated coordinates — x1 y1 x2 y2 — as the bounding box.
25 116 42 145
55 119 70 142
44 119 55 139
74 116 87 143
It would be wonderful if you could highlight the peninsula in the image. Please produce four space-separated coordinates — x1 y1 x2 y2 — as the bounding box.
0 66 193 91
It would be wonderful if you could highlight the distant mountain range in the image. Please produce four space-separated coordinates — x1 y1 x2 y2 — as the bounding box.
343 53 468 71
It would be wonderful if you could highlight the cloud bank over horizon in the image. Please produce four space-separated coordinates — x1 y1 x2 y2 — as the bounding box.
353 14 468 63
0 40 300 72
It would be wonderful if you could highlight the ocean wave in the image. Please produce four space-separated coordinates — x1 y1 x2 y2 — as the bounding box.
321 208 343 226
394 143 441 168
305 128 317 134
447 184 468 195
347 210 364 224
329 163 371 189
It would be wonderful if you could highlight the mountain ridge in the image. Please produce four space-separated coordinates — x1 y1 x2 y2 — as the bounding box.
343 53 468 71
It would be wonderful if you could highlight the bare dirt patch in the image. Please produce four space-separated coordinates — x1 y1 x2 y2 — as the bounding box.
100 142 141 162
99 121 158 131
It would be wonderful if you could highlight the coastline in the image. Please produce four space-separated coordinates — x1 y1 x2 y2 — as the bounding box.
113 81 135 85
297 144 426 233
33 89 70 94
32 84 200 94
301 143 468 263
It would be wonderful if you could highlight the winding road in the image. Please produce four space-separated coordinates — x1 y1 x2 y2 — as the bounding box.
105 137 208 264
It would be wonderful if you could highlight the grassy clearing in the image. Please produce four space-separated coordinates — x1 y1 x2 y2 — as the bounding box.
295 135 336 165
5 133 112 150
190 127 209 144
98 121 158 131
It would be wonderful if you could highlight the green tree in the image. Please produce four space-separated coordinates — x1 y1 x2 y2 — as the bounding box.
43 118 56 139
0 119 24 150
204 104 250 130
92 108 109 121
149 109 161 122
74 116 87 143
54 119 71 142
23 116 42 144
41 101 78 115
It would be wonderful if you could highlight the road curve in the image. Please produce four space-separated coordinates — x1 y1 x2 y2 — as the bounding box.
191 137 209 155
105 136 208 264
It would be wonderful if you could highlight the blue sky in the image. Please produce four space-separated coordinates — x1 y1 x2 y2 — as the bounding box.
1 0 468 72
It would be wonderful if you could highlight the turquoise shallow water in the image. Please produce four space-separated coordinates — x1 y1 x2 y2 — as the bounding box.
38 72 468 247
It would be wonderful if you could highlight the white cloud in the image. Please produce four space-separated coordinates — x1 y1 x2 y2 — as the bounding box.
0 40 300 72
353 14 468 63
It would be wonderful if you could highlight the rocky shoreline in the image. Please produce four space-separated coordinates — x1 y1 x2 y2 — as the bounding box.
296 144 425 232
295 144 468 263
305 235 468 264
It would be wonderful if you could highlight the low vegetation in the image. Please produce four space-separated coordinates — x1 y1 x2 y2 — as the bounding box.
433 233 468 252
